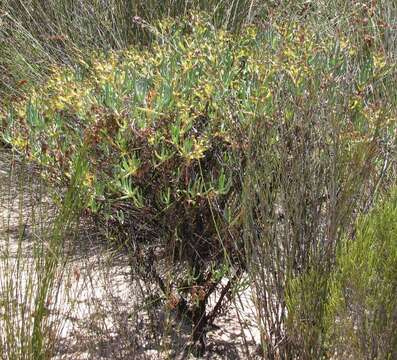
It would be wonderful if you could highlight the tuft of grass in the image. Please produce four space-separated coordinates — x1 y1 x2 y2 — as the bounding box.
0 149 87 359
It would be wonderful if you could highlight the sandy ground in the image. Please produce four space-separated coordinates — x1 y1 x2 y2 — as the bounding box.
0 149 261 359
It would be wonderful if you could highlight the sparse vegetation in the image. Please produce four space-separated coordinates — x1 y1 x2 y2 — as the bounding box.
0 1 396 359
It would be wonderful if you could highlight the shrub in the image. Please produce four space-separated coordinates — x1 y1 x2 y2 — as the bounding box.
1 13 255 353
0 0 264 105
1 12 396 356
241 16 396 359
327 187 397 359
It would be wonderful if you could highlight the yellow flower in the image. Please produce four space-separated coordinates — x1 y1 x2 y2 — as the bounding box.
12 136 28 149
373 53 386 70
84 172 94 187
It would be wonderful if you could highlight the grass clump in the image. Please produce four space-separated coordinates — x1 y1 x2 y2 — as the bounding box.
0 150 88 359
